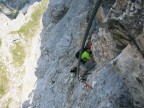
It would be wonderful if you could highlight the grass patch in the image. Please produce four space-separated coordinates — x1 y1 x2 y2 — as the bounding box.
0 62 9 98
9 10 19 19
11 41 25 66
18 84 23 91
17 0 48 38
0 39 2 47
5 98 12 108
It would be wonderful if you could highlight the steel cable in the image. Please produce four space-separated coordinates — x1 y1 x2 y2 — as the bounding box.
77 0 103 80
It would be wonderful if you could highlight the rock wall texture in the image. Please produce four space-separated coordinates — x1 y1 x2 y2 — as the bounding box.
21 0 144 108
0 0 41 9
0 0 41 19
0 0 144 108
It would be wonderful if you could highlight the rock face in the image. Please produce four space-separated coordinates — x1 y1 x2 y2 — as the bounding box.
24 0 144 108
90 63 134 108
0 0 144 108
0 0 41 9
0 0 41 19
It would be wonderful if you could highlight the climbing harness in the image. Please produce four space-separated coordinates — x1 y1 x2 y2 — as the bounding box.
77 0 103 81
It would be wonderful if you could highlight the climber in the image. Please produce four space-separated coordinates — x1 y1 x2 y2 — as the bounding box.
75 47 92 64
74 41 92 63
70 41 96 76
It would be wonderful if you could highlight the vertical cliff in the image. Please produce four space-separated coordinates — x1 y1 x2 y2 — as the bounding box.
0 0 144 108
23 0 144 108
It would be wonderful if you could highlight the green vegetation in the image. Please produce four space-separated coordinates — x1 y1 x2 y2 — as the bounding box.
10 0 48 66
0 39 2 47
18 84 23 91
0 62 9 98
5 98 12 108
10 10 19 19
11 41 25 66
17 0 48 38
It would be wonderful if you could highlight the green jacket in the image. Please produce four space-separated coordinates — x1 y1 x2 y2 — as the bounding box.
81 51 90 62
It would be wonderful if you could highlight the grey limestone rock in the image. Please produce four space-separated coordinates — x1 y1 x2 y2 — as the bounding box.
21 0 144 108
90 64 134 108
0 0 41 19
135 33 144 55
